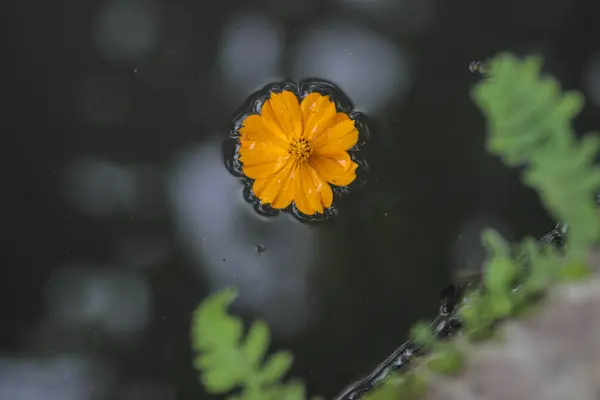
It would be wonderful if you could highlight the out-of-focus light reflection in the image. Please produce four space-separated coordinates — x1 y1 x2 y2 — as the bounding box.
583 53 600 109
127 163 167 219
45 266 152 339
168 140 315 337
216 11 284 104
263 0 317 19
114 233 171 271
63 157 134 218
78 71 132 127
0 355 111 400
118 381 176 400
135 3 195 90
292 19 412 114
513 0 574 30
336 0 435 36
93 0 160 64
452 215 514 282
62 158 166 220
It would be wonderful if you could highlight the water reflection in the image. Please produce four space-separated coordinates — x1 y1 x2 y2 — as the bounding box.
335 0 436 36
263 0 317 20
62 158 135 218
583 53 600 109
118 382 177 400
114 233 171 271
45 266 152 340
93 0 160 64
135 2 196 90
62 158 165 220
292 19 412 114
77 71 132 127
216 11 285 104
0 356 112 400
168 140 316 336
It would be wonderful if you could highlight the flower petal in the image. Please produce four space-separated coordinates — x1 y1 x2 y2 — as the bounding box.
239 114 288 149
293 164 333 215
309 150 358 187
252 158 298 209
270 165 298 209
300 92 337 141
239 140 289 179
262 91 303 140
312 115 359 152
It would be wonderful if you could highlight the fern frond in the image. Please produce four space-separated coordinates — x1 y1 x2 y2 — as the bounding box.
191 287 298 398
363 52 600 399
471 53 600 260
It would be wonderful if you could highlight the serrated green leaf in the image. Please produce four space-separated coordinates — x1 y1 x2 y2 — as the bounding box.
242 379 306 400
191 287 308 399
279 380 307 400
191 287 241 351
256 351 294 385
410 321 435 348
191 287 247 393
522 241 561 294
485 257 517 294
488 293 513 318
558 261 591 282
361 375 407 400
472 53 599 272
243 320 270 367
481 229 511 258
426 345 464 375
403 370 429 395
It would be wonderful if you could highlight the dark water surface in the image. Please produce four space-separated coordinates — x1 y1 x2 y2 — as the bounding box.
6 0 600 398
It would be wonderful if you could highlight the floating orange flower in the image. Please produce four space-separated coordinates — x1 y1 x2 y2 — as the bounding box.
237 90 360 216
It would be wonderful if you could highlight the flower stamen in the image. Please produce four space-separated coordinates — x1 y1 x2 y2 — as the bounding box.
287 138 313 162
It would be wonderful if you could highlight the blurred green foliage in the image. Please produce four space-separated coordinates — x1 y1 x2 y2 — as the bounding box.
473 53 600 261
190 53 599 400
190 287 318 400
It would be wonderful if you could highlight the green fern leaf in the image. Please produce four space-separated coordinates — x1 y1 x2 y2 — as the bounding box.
471 53 600 262
191 287 247 393
255 351 294 385
191 287 296 396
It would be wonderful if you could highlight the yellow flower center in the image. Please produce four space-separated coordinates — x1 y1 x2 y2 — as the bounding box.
287 138 312 162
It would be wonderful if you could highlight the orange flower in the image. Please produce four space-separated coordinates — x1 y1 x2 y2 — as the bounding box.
238 90 359 216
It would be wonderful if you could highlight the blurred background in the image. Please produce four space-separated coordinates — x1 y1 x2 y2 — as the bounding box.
5 0 600 398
